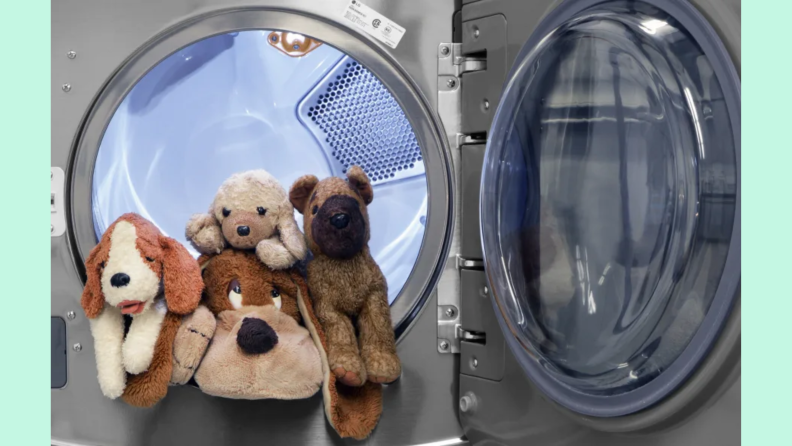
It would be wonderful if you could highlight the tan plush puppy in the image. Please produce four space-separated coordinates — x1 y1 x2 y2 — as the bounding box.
289 166 401 386
185 170 307 270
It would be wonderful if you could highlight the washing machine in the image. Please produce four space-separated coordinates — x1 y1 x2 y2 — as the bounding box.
51 0 740 445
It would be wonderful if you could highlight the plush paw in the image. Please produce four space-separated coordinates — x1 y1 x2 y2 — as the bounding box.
185 213 225 254
362 350 401 384
171 306 216 385
329 348 367 387
98 371 126 399
256 238 297 270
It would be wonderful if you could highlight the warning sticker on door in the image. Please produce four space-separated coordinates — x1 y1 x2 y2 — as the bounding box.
342 0 406 49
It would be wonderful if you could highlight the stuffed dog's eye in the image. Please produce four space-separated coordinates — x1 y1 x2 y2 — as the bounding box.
145 257 155 262
222 208 231 217
312 205 318 215
99 261 106 269
257 207 267 216
227 279 242 309
271 288 282 310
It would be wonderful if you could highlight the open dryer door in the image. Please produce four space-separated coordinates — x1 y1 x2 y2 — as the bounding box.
465 0 740 441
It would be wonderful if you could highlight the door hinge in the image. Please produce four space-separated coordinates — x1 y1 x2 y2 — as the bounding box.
438 255 487 354
437 43 486 150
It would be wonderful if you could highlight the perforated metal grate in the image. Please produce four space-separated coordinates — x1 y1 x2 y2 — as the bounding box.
297 56 425 185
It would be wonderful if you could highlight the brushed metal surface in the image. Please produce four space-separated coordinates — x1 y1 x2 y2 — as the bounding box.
52 1 463 445
459 0 741 443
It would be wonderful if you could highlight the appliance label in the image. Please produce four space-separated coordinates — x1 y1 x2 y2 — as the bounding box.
341 0 406 49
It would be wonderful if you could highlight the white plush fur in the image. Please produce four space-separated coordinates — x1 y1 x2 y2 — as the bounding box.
123 299 167 374
90 308 126 399
90 221 168 398
102 221 160 307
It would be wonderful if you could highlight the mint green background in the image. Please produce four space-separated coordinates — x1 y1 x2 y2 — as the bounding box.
743 2 782 445
0 0 765 444
0 0 49 444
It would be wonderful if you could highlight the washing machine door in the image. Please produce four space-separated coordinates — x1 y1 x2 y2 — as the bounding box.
478 0 740 430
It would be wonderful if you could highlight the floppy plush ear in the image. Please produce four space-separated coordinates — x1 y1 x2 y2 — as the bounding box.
289 175 319 215
278 201 308 260
160 235 203 315
347 165 373 205
81 242 107 319
185 212 225 254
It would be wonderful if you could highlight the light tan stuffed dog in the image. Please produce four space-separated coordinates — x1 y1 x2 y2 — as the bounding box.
185 170 307 270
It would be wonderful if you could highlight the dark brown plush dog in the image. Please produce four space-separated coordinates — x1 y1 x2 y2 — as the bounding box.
289 166 401 386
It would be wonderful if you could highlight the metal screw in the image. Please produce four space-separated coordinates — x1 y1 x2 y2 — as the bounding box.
481 286 489 297
67 51 77 59
440 46 450 56
483 99 490 110
73 343 82 352
445 307 456 318
439 340 449 351
471 357 478 368
460 392 478 414
446 78 457 88
61 84 71 92
473 27 481 38
66 311 76 320
51 225 54 233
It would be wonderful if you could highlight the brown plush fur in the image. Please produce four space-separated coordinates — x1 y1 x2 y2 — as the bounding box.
185 170 307 270
198 250 301 323
291 271 383 440
80 213 203 407
289 166 401 387
122 312 181 407
190 249 322 400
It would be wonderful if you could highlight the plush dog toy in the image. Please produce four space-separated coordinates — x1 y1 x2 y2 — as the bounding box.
170 248 384 439
188 249 322 400
80 213 203 407
289 166 401 387
185 169 307 270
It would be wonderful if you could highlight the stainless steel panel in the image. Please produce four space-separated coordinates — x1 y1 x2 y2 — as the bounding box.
460 270 505 381
460 346 740 446
459 144 485 259
52 1 463 445
460 15 507 135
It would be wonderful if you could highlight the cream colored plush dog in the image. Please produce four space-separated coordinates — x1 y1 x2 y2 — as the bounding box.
185 170 307 270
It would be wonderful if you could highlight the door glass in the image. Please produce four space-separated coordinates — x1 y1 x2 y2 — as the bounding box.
480 1 739 415
92 31 427 305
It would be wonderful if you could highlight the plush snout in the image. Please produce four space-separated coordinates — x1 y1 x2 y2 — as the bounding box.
312 195 367 259
237 318 278 354
222 211 274 249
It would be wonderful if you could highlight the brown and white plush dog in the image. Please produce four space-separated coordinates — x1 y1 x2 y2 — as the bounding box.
185 170 307 270
81 213 203 407
289 166 401 387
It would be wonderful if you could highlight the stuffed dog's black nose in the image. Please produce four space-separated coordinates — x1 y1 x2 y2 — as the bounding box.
330 213 350 229
237 318 278 354
110 273 130 288
237 225 250 236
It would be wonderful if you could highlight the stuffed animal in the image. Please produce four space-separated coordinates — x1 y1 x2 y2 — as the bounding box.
174 249 322 400
289 166 401 387
185 169 307 270
170 247 384 439
80 213 203 407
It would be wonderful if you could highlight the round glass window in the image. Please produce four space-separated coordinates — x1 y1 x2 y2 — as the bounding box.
480 1 739 416
92 31 427 305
